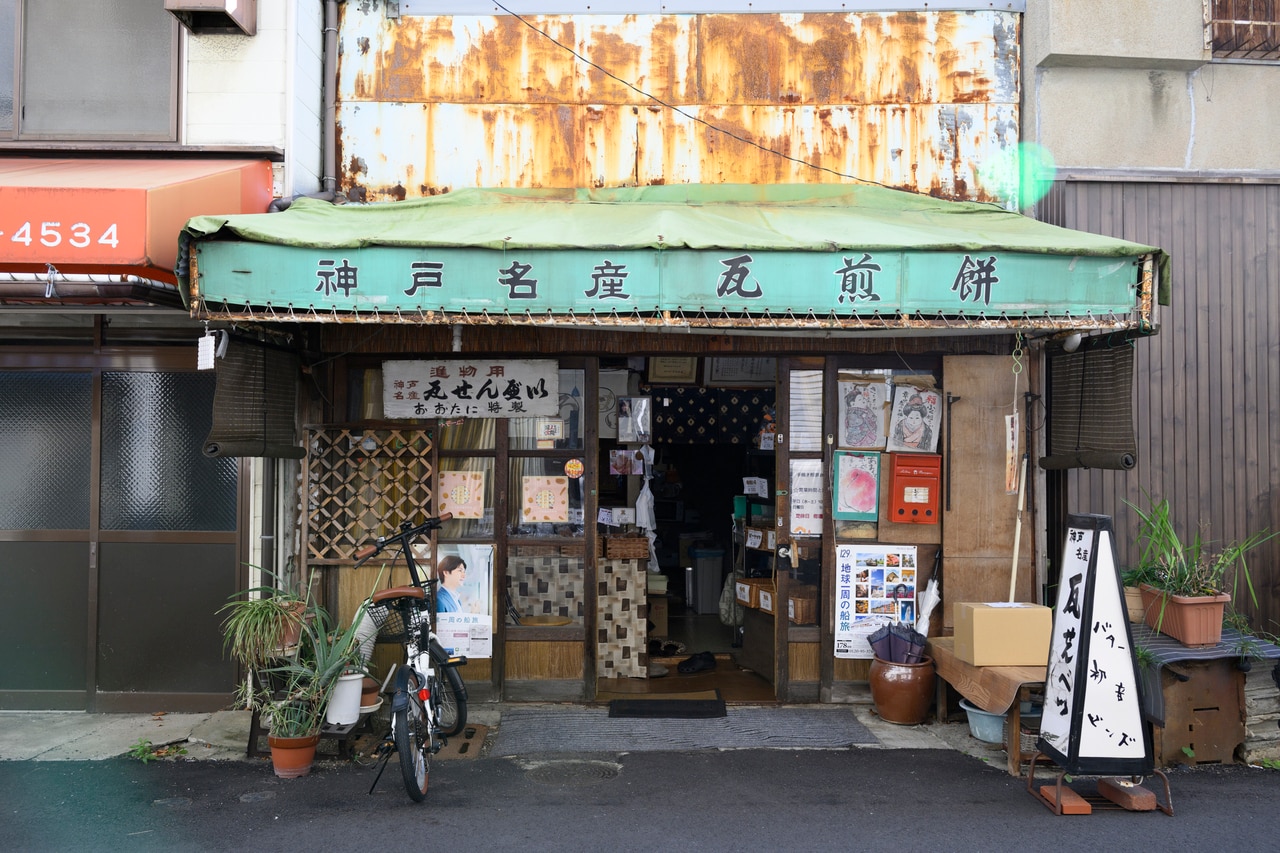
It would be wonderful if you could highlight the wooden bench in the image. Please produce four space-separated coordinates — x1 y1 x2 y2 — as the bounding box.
929 636 1046 777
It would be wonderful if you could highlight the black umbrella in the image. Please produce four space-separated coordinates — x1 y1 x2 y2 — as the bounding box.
868 584 927 663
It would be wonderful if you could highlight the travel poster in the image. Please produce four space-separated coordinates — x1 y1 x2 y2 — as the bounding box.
834 544 919 659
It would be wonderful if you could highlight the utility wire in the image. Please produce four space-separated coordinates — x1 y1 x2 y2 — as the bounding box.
493 2 900 189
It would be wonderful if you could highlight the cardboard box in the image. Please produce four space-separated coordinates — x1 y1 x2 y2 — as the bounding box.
953 601 1052 666
647 592 668 637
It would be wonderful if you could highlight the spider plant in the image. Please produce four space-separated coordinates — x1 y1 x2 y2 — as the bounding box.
219 567 311 673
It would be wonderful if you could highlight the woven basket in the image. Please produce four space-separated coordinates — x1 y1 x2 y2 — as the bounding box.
1002 714 1042 755
605 537 650 560
788 595 818 625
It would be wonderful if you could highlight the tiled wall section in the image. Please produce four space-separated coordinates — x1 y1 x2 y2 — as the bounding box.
507 556 585 621
597 558 648 678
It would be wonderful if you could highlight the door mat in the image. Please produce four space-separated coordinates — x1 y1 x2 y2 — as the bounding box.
436 724 487 760
490 706 878 755
609 691 726 719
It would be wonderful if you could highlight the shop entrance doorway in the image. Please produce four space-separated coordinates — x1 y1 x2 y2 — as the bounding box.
643 444 774 701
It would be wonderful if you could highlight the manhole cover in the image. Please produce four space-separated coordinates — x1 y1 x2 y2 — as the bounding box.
525 760 620 786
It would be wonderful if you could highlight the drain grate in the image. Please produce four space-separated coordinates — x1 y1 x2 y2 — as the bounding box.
525 760 621 786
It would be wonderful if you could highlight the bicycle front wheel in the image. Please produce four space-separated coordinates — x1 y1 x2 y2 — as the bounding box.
436 664 468 738
393 670 432 802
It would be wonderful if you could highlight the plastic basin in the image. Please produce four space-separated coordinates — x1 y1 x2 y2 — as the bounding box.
958 697 1006 744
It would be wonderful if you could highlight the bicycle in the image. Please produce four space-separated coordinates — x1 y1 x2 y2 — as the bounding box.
353 513 468 802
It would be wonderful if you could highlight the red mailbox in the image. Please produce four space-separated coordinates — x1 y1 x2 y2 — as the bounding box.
888 453 941 524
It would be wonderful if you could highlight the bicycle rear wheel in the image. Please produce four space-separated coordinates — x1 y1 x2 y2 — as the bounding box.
435 664 467 738
393 670 432 802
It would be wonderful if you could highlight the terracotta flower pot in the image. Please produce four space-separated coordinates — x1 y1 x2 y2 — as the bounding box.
868 654 935 725
268 733 320 778
361 676 380 707
1123 586 1146 623
1138 583 1229 647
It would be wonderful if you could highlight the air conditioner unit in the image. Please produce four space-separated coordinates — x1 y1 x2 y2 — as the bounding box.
165 0 257 36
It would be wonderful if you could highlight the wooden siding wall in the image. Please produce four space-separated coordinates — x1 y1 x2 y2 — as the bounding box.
1040 180 1280 637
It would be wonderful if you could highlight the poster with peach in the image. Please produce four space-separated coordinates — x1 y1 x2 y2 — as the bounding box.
520 475 570 523
833 451 879 521
439 470 486 519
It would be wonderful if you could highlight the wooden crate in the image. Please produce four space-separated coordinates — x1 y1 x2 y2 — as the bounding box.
735 577 772 609
1153 658 1245 767
758 584 779 614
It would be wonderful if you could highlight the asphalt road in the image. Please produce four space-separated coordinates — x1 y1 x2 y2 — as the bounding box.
1 749 1276 852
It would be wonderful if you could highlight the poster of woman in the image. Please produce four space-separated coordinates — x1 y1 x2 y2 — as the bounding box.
838 378 888 448
886 386 942 453
433 544 493 657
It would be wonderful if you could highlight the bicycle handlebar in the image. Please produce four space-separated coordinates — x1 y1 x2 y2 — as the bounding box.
352 512 453 568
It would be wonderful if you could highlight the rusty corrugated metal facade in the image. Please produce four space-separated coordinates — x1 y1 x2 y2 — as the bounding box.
336 8 1019 201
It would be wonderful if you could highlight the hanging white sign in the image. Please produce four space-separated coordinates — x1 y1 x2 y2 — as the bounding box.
789 458 825 535
382 358 559 418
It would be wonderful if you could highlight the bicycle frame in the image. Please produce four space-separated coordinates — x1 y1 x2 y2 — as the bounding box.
354 514 467 801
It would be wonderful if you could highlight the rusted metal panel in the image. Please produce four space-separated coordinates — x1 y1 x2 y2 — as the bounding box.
339 101 1016 201
341 12 1015 106
337 8 1019 201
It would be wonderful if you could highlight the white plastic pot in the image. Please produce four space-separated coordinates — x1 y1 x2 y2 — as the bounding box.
325 672 364 726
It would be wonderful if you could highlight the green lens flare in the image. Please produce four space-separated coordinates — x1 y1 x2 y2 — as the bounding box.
979 143 1056 209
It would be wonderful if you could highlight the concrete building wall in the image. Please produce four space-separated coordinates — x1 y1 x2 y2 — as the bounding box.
1024 0 1280 173
183 1 324 196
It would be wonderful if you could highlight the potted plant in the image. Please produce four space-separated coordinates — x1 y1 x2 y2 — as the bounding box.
256 602 371 777
1126 495 1277 646
221 569 371 777
218 569 309 672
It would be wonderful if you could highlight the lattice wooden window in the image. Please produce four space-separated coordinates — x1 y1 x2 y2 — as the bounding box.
303 428 434 565
1208 0 1280 60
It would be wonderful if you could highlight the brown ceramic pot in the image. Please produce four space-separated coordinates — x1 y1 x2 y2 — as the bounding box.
868 655 936 725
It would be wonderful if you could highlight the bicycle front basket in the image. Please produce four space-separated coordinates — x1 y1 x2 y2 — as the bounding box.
368 597 419 644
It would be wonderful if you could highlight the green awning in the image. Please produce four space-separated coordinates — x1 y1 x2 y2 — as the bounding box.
181 184 1167 332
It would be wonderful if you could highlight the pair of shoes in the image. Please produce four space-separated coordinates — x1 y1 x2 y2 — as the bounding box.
677 651 717 674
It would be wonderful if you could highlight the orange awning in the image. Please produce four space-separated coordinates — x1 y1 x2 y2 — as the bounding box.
0 158 272 283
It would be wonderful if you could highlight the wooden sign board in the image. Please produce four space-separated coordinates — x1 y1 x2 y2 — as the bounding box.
1038 514 1153 775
